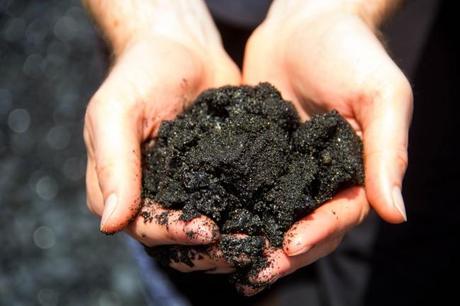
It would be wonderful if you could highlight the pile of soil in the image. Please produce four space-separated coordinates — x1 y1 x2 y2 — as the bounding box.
141 83 364 286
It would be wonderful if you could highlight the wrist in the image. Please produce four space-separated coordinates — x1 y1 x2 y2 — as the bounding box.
84 0 222 57
266 0 401 31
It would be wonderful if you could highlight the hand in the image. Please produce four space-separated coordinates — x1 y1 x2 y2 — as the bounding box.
83 0 239 271
240 1 413 294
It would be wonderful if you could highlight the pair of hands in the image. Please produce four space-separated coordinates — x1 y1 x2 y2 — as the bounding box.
84 0 412 296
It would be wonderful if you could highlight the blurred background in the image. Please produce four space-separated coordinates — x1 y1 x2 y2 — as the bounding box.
0 0 148 305
1 0 459 306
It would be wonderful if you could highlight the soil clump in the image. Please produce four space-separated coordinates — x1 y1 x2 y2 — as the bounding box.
141 83 364 286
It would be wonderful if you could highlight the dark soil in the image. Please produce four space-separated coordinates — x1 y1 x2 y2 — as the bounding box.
141 83 364 286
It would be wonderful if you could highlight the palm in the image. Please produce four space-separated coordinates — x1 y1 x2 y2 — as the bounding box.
246 12 397 123
103 39 239 141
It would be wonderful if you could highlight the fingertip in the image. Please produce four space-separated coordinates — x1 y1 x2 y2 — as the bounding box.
354 71 411 223
392 186 407 222
283 186 368 257
368 190 407 224
283 227 313 256
284 241 313 257
358 79 411 224
183 216 220 244
281 211 332 256
100 194 141 234
100 193 118 232
248 249 286 284
249 269 276 285
98 171 142 233
87 96 143 233
365 174 407 224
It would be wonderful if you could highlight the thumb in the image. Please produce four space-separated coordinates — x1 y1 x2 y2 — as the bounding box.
86 96 143 234
357 76 413 223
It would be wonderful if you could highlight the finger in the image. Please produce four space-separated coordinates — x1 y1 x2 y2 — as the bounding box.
283 186 367 256
248 248 285 285
84 93 143 234
355 73 413 223
168 234 263 274
85 156 104 216
127 201 220 246
250 235 343 285
285 235 343 276
169 245 234 273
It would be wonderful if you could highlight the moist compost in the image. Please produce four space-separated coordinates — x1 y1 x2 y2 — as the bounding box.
141 83 364 286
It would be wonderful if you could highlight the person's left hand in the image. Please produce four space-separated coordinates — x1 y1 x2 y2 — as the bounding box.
239 1 412 295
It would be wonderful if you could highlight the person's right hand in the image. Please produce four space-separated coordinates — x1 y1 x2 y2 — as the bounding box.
83 0 239 269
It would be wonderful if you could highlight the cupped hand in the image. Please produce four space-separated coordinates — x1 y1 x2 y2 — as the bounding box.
84 27 240 269
241 3 413 295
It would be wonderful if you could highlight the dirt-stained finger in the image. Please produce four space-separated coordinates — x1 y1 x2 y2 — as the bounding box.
127 200 220 247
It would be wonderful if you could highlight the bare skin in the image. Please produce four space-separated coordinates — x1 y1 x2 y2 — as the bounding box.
83 0 412 296
83 0 239 249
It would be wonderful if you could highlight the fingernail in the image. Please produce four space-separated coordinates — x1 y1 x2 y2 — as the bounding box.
286 242 313 257
184 219 219 243
100 193 118 231
392 186 407 222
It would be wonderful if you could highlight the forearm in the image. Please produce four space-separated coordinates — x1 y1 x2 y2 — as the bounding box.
82 0 220 55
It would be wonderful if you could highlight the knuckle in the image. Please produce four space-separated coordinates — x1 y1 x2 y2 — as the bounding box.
166 231 181 243
83 98 102 149
394 149 409 174
386 72 414 109
83 128 96 161
86 197 97 215
94 160 116 182
165 216 186 242
83 125 92 149
361 69 413 110
83 93 113 133
84 96 100 127
398 74 414 103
